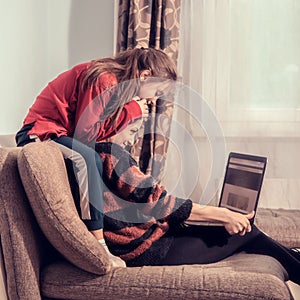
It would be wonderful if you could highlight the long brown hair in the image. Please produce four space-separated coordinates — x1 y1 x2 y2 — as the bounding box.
82 47 177 126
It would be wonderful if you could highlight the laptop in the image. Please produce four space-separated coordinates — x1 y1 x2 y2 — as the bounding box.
184 152 267 226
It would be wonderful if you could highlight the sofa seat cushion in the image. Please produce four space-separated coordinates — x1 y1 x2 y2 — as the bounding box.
255 208 300 248
42 253 290 300
17 142 111 275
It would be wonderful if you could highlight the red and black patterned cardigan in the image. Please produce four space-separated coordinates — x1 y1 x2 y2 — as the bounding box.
95 142 193 267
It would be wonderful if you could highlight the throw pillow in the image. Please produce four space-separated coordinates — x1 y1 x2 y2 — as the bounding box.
17 141 111 275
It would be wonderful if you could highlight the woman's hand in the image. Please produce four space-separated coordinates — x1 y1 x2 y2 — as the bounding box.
136 98 149 117
223 210 255 236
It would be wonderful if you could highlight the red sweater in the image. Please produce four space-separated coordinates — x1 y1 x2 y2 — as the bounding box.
24 62 142 144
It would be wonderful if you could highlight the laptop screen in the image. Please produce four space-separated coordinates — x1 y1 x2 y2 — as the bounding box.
219 153 267 214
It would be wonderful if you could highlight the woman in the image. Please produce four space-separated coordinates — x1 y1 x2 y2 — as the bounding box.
93 119 300 285
15 47 177 266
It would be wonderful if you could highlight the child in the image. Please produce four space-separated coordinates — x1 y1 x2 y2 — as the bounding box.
16 47 177 267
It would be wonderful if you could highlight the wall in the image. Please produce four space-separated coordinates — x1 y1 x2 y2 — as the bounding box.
163 104 300 210
0 1 114 298
0 0 115 135
1 0 299 212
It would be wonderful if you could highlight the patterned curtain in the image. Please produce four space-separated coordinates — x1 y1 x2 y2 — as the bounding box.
116 0 181 182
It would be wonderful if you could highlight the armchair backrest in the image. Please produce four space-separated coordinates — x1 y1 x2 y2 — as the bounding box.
0 147 49 300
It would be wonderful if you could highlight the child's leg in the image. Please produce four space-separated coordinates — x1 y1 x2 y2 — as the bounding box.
53 136 104 232
53 137 126 267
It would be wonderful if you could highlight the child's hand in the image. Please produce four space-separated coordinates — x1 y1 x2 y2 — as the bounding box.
136 98 149 117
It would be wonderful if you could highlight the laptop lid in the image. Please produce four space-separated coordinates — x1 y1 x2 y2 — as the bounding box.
183 152 267 227
218 152 267 215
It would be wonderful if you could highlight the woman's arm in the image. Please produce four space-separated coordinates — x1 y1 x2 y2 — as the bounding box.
187 203 254 236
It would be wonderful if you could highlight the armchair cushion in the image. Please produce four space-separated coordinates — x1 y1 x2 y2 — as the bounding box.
41 253 290 300
255 208 300 248
17 141 111 275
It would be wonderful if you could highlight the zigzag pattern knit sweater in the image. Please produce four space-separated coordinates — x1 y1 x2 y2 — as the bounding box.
96 142 193 267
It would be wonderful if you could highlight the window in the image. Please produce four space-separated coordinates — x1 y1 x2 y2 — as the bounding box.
178 0 300 137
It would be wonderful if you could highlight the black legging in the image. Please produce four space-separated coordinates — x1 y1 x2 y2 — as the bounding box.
157 225 300 285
